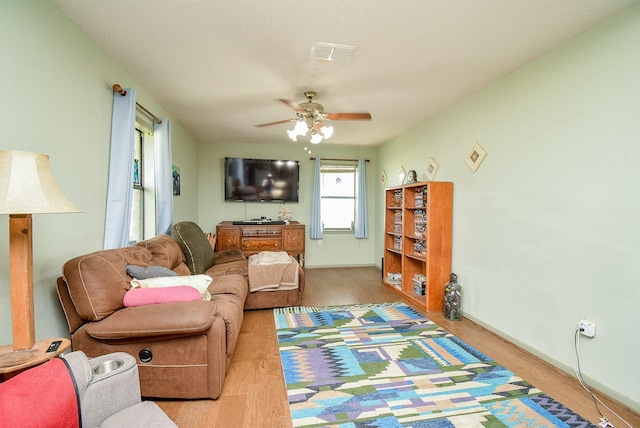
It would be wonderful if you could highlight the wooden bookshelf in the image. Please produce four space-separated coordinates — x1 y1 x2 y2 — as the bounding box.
382 182 452 311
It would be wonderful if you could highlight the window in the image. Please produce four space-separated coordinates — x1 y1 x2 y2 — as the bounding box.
129 128 144 245
129 121 155 245
320 164 356 230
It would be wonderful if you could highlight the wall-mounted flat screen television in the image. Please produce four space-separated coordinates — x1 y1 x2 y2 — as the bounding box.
224 157 300 202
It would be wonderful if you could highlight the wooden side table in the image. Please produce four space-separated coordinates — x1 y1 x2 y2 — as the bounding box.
0 338 71 381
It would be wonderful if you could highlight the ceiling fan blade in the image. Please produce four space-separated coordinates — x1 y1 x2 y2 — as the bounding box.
325 112 372 121
254 118 295 127
279 98 304 112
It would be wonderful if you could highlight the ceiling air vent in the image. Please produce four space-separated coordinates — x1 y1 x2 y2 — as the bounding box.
309 41 358 62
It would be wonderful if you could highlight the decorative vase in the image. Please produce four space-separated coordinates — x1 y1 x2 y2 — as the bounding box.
278 203 292 224
444 273 462 321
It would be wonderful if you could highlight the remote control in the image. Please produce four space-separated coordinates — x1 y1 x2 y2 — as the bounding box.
46 340 62 353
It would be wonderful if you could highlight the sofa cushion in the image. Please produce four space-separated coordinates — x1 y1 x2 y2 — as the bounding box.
208 274 249 300
126 264 177 280
212 249 245 265
63 246 154 322
172 222 215 274
101 401 177 428
204 259 248 279
136 234 186 271
123 286 201 307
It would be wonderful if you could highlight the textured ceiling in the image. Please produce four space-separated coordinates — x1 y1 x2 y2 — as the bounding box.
53 0 634 147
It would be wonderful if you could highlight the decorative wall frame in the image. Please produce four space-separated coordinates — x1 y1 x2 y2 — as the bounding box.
426 157 438 180
464 141 487 173
398 166 407 184
379 169 387 186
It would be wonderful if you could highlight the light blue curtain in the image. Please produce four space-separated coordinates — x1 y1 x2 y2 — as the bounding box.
154 119 173 235
310 156 323 239
355 157 368 238
104 88 136 249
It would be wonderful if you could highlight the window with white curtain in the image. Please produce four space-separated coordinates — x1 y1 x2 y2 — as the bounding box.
320 164 356 230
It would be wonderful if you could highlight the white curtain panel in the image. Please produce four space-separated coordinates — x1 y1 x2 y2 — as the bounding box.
154 119 173 235
355 157 368 239
310 156 323 239
104 88 136 249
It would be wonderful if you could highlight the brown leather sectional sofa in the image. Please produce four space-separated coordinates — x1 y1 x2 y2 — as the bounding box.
56 225 304 400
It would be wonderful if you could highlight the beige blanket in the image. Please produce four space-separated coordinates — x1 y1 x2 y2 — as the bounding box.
248 251 299 292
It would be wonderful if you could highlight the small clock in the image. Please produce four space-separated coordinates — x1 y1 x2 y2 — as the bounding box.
406 169 417 183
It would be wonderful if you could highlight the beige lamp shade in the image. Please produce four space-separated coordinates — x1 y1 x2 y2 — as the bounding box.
0 150 79 214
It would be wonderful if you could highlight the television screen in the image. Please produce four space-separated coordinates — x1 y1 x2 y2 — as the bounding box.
224 157 299 202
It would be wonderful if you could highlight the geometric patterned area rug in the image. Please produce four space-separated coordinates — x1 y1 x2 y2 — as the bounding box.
274 302 595 427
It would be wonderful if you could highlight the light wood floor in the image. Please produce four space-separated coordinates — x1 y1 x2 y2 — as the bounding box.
154 267 640 427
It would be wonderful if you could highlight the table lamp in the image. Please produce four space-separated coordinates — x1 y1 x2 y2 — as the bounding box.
0 150 79 367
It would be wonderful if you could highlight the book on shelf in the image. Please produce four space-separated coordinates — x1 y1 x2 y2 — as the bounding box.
414 209 426 237
393 189 403 206
387 272 402 281
386 272 402 289
413 273 426 295
414 186 427 208
393 210 403 234
413 239 426 255
413 273 426 282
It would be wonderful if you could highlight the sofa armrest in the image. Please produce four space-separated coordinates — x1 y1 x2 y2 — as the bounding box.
84 301 217 340
62 351 141 428
57 277 85 334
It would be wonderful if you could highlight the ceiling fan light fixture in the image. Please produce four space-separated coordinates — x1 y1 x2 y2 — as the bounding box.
293 120 308 136
320 125 334 139
286 129 299 141
287 120 309 141
310 132 323 144
263 90 369 144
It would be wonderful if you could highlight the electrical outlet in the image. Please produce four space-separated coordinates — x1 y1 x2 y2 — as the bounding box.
579 320 596 338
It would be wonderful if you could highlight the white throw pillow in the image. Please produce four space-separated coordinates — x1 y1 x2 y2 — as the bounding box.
130 274 213 301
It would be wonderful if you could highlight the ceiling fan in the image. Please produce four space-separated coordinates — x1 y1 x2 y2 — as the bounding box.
254 90 371 143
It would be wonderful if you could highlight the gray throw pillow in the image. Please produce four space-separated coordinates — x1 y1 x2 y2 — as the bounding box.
126 264 178 280
172 221 215 274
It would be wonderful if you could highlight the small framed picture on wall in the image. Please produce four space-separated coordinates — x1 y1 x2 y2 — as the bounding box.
398 166 407 185
426 157 438 180
379 169 387 186
464 141 487 173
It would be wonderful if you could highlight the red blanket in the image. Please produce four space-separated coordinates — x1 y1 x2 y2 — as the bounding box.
0 357 80 428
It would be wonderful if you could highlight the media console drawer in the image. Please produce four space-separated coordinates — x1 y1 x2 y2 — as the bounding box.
283 228 304 251
216 221 305 267
217 228 240 251
242 237 282 252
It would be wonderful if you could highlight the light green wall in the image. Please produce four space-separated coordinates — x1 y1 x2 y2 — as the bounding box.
376 4 640 411
198 142 378 268
0 1 200 345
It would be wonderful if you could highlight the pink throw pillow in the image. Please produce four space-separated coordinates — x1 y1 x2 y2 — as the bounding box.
123 286 201 307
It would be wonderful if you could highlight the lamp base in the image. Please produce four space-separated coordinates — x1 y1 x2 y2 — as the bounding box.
0 348 38 368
